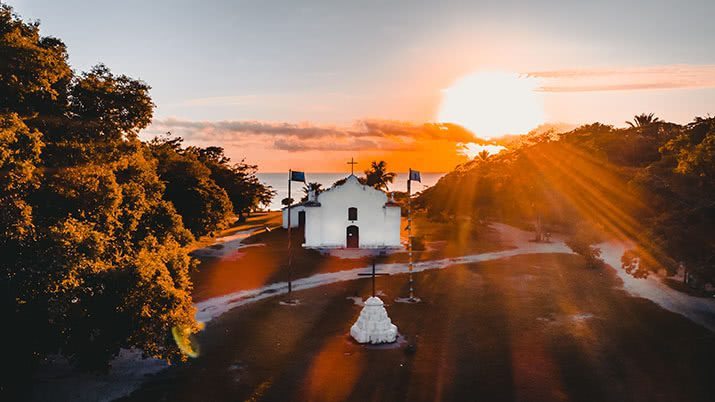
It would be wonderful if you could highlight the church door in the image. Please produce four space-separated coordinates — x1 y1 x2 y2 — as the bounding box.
298 210 306 242
346 225 359 248
298 210 306 227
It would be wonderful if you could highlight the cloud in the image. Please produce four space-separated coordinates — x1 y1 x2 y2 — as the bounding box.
528 64 715 92
145 118 480 152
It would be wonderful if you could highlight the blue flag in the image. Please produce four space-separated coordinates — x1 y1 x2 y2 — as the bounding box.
290 170 306 182
409 169 421 182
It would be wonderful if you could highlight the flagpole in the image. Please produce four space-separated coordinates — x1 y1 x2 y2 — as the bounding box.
287 169 293 300
407 169 414 301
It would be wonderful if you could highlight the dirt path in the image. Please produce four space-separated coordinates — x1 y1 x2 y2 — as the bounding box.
195 223 715 332
125 253 715 402
31 222 715 401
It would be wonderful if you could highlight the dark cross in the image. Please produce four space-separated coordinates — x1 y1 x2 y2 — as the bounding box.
347 157 358 175
357 258 389 297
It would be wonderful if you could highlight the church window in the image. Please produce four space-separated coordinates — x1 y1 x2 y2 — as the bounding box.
348 207 358 221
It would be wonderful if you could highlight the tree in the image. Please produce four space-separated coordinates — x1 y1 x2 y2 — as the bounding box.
565 229 604 269
301 182 323 202
419 113 714 286
149 136 233 236
188 145 275 221
477 149 491 161
626 113 661 128
364 160 396 191
0 5 72 120
0 7 199 395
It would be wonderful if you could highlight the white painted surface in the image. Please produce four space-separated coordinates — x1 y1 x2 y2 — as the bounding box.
281 204 305 229
350 296 398 344
298 175 401 249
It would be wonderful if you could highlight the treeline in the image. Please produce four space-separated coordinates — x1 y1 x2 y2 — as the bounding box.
0 5 271 392
149 135 274 236
418 114 715 286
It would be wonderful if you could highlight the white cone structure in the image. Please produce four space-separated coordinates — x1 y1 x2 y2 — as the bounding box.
350 296 398 344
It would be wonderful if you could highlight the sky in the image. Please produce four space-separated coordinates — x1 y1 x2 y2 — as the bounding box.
7 0 715 172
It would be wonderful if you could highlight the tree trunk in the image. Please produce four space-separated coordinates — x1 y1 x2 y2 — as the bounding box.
535 214 543 242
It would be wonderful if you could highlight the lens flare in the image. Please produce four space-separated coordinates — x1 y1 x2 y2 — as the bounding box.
172 323 203 358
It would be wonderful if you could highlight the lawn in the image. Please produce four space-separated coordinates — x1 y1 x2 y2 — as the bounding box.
122 253 715 402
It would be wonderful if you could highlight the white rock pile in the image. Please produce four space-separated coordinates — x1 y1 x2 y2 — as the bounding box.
350 296 398 344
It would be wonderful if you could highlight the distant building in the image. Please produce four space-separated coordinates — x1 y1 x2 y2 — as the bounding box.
282 174 401 249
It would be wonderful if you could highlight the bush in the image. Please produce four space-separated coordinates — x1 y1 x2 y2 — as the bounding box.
566 233 604 269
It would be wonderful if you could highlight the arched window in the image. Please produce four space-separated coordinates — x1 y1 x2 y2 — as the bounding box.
348 207 358 221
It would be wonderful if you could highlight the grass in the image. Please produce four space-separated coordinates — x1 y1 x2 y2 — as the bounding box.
123 253 715 402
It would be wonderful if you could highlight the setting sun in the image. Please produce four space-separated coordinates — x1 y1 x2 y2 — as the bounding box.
438 71 545 139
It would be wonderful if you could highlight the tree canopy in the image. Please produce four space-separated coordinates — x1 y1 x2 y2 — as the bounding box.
0 5 272 395
419 114 715 285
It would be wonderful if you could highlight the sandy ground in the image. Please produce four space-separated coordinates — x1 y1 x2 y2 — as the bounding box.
122 253 715 402
30 214 715 401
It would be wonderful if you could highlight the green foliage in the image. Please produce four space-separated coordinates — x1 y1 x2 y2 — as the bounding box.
0 113 42 244
626 113 661 128
149 136 233 236
364 160 396 191
420 115 715 283
565 229 605 269
301 181 323 202
0 6 249 393
188 145 275 220
0 5 72 118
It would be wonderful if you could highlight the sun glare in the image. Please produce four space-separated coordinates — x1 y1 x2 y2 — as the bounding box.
438 71 545 139
457 143 507 159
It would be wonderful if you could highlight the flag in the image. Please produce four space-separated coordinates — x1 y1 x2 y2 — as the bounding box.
409 169 421 182
290 170 306 182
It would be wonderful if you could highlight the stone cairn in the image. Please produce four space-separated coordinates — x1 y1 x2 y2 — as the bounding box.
350 296 398 344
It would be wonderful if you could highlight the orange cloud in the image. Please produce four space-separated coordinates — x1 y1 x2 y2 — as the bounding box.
529 64 715 92
142 119 485 172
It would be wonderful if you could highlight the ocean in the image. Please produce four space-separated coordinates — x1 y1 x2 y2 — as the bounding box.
257 172 446 211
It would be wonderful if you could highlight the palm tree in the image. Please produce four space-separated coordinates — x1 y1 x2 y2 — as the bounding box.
477 149 491 161
364 160 396 191
301 182 323 201
626 113 661 128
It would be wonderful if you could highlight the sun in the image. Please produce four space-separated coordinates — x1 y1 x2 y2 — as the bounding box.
437 71 545 139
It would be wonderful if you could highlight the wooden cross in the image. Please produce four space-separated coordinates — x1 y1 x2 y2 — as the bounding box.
347 157 358 175
358 258 389 297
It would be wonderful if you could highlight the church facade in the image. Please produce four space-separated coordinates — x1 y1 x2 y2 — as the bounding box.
282 175 401 249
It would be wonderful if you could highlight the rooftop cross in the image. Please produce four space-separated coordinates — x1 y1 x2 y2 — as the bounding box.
347 157 358 175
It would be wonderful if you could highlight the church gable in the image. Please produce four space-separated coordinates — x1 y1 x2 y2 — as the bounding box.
301 174 401 249
317 175 389 210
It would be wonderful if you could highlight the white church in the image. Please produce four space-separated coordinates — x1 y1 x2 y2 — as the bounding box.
282 174 402 249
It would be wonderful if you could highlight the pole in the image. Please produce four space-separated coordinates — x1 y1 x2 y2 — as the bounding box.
407 169 414 300
287 169 293 300
372 258 376 297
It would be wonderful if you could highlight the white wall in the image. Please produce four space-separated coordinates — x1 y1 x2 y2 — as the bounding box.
303 175 401 249
281 205 305 229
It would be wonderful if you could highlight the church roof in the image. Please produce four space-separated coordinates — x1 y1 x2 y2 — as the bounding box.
282 174 399 210
280 200 320 210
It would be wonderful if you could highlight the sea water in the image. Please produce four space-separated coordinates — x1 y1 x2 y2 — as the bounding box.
257 172 445 211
